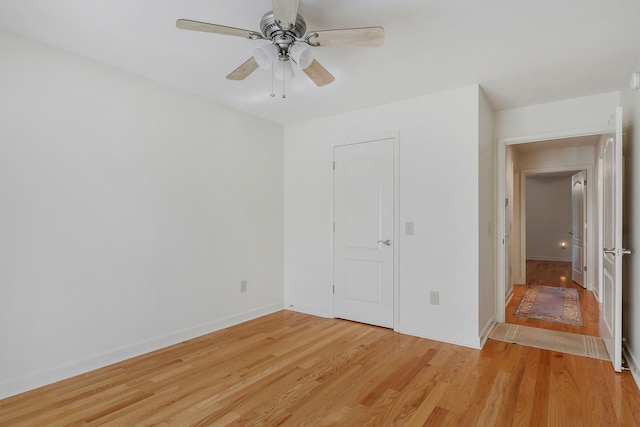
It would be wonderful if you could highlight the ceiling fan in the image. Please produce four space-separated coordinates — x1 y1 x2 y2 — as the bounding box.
176 0 384 87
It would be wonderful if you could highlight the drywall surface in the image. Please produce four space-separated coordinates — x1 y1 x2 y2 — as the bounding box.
284 85 483 348
504 145 516 294
0 30 284 399
525 176 573 261
496 92 620 142
478 89 496 340
517 145 596 171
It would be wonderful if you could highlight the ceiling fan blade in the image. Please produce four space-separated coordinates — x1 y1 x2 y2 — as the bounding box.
273 0 300 27
176 19 254 38
226 57 260 80
303 59 335 87
311 27 385 47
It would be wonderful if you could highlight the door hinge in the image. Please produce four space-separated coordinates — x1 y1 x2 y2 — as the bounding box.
584 180 587 185
333 161 335 170
332 285 335 294
584 266 587 272
333 222 335 232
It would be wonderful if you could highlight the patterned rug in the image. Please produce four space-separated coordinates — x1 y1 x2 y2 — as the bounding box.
489 323 609 361
514 285 582 326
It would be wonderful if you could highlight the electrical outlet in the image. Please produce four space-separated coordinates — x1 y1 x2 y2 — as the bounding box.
430 291 439 305
240 280 247 293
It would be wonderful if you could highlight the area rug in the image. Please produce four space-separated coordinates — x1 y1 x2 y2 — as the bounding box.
514 285 582 326
489 323 609 361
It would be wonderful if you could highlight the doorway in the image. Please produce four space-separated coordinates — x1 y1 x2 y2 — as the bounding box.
496 107 625 372
499 136 600 338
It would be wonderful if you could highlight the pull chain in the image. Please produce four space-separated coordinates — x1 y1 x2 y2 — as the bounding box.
282 60 286 99
269 59 288 99
270 62 275 98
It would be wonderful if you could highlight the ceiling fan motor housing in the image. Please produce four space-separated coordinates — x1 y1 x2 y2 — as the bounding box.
260 11 307 59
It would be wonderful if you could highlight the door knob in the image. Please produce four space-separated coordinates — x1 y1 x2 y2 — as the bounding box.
604 248 616 255
377 239 392 246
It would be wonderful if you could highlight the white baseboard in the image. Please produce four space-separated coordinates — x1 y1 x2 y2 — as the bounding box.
506 286 515 306
0 303 283 400
479 317 496 348
285 302 331 318
526 256 572 262
396 323 482 350
623 341 640 392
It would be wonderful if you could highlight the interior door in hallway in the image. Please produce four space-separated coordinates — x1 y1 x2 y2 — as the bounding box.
571 170 586 287
601 106 626 372
333 138 395 328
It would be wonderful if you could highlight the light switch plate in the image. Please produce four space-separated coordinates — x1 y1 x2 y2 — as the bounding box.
430 291 439 305
405 222 415 235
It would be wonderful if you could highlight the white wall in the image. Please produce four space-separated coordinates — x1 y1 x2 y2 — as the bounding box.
503 145 525 296
496 92 620 142
0 30 284 399
621 85 640 388
478 90 496 341
284 85 486 348
525 175 572 261
511 166 523 284
517 145 596 171
504 145 515 294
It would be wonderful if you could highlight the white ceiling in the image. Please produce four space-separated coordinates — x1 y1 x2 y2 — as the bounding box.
1 0 640 125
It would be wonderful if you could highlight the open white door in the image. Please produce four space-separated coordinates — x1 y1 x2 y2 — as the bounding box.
571 171 586 287
600 106 629 372
333 138 394 328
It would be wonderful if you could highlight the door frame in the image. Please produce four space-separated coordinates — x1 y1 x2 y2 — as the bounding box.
331 132 400 329
496 129 611 323
570 170 588 287
597 155 604 302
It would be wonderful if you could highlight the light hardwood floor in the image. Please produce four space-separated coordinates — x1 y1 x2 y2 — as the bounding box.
506 260 600 336
2 310 640 426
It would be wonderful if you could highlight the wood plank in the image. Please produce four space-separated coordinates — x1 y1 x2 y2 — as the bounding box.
506 260 600 336
1 311 639 425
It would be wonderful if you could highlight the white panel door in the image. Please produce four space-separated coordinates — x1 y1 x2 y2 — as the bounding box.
571 171 586 287
333 139 394 328
600 107 625 372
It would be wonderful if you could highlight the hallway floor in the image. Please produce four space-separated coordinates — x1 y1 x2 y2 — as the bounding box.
505 260 600 337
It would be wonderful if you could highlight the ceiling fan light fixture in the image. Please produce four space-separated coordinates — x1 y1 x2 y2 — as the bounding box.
254 44 278 69
274 59 295 81
289 44 313 70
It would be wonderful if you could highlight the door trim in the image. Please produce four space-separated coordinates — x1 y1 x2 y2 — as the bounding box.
571 170 587 287
331 132 400 330
596 155 604 302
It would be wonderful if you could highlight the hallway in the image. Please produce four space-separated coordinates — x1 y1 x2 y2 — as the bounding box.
505 260 600 337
